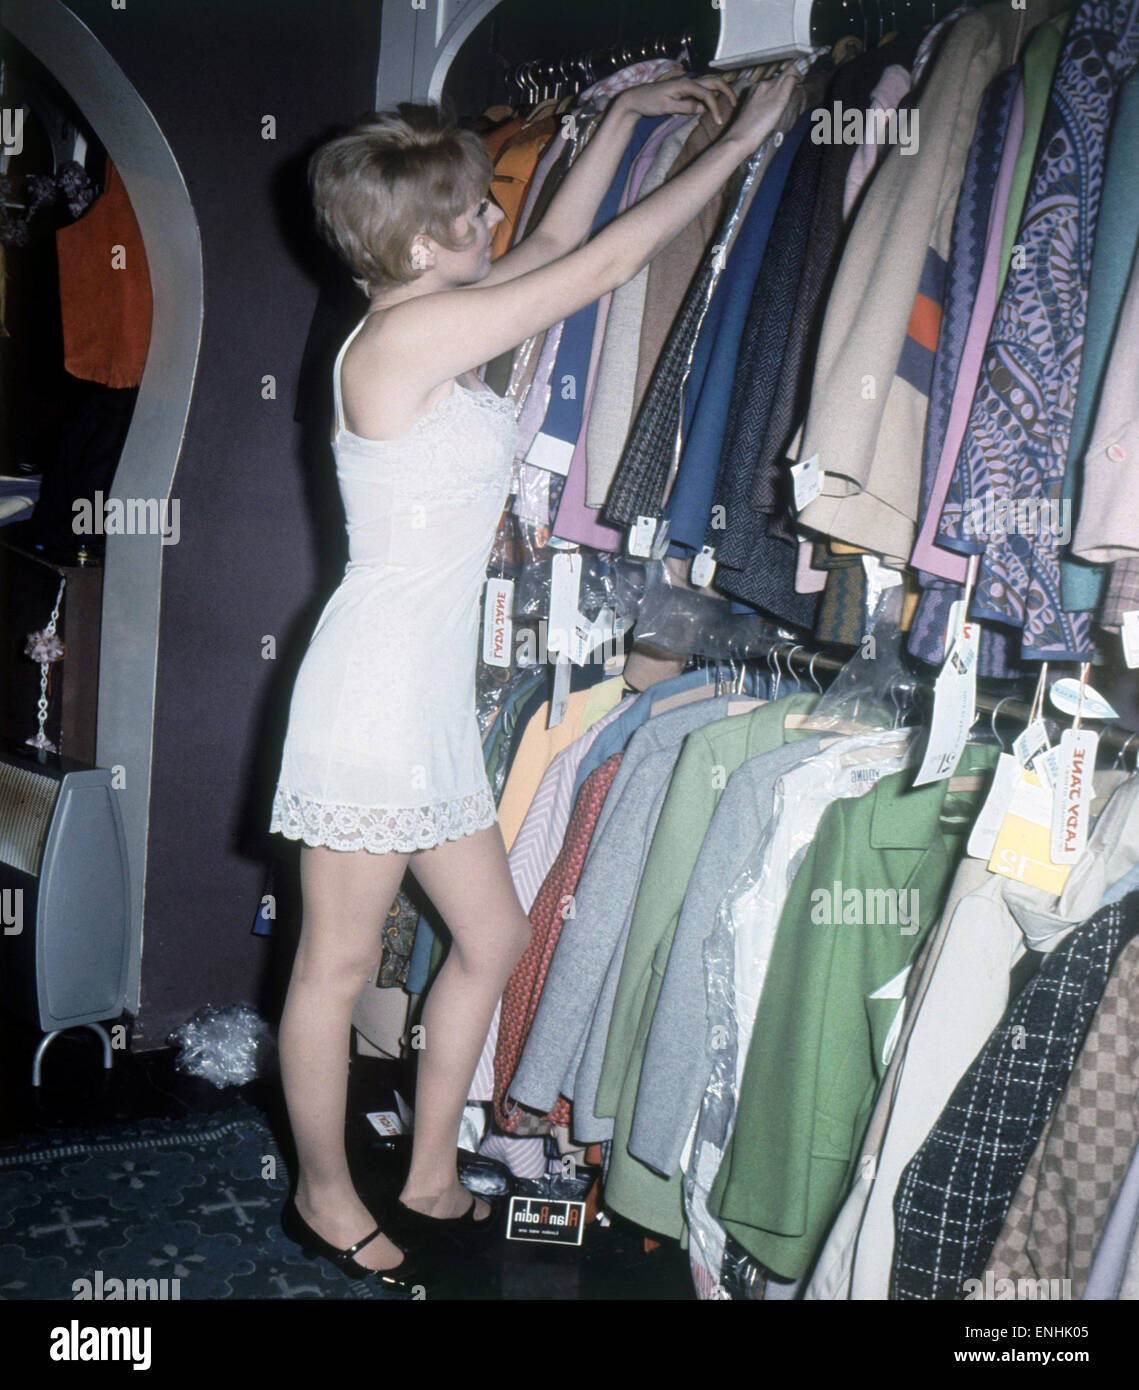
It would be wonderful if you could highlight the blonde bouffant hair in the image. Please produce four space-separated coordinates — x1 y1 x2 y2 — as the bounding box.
308 103 493 296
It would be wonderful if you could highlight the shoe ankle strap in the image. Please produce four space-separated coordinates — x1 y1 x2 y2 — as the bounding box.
344 1226 383 1258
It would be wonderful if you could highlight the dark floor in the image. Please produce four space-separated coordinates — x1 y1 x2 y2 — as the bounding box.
0 1011 695 1300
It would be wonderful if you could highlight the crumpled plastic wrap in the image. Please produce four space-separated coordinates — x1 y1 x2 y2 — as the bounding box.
167 1002 276 1088
631 557 795 658
458 1151 514 1200
512 1168 596 1203
720 1236 770 1300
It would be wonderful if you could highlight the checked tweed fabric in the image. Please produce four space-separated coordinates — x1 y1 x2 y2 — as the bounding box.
600 245 722 530
1101 554 1139 631
889 889 1139 1300
988 932 1139 1296
494 752 623 1133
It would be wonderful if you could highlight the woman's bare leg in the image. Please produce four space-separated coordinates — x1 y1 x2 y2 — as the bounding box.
278 842 410 1270
401 822 531 1218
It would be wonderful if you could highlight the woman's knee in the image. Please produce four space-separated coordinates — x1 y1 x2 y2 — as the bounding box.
446 911 530 977
289 940 381 997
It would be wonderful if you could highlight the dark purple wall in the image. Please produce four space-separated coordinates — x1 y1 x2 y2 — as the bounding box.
58 0 381 1047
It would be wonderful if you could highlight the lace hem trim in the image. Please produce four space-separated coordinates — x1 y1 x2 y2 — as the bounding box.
270 786 497 854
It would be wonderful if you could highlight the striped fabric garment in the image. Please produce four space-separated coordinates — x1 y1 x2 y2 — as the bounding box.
495 753 625 1133
467 695 636 1102
894 246 948 397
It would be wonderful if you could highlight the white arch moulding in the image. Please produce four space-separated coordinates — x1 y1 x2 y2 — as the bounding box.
1 0 205 1014
377 0 508 106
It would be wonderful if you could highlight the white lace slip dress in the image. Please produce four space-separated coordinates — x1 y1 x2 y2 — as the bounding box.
269 314 519 853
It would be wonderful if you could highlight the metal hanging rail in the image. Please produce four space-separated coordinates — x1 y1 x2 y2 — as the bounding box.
687 631 1139 768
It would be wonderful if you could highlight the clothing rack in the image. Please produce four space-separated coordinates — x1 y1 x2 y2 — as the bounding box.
686 633 1139 769
506 0 979 101
807 0 978 49
505 31 695 106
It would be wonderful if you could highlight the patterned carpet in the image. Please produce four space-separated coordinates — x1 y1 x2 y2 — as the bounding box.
0 1105 405 1300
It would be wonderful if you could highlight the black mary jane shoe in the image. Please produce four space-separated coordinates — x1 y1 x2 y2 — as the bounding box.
280 1195 425 1295
384 1192 501 1253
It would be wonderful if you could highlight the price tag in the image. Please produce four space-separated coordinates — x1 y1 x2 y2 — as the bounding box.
649 516 672 560
547 551 582 658
588 604 617 653
791 454 824 511
548 653 571 728
913 617 980 786
525 430 574 476
628 515 657 558
967 752 1022 860
942 598 965 662
1035 743 1062 792
869 966 913 1063
568 616 594 666
1013 718 1050 772
482 577 514 669
1122 611 1139 668
1049 728 1098 865
560 604 620 667
947 627 977 677
987 768 1070 894
862 555 904 622
691 545 717 587
1050 678 1118 721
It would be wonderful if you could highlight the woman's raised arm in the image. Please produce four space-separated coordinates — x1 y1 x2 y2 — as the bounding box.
479 75 736 288
366 69 799 391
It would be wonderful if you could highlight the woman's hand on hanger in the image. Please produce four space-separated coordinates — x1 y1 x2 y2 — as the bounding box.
480 76 734 289
612 74 736 125
372 68 803 390
720 68 800 156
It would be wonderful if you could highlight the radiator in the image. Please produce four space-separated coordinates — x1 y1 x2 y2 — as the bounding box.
0 740 130 1057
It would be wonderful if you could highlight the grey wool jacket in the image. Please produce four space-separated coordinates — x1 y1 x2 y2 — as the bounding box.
628 735 827 1174
508 694 740 1127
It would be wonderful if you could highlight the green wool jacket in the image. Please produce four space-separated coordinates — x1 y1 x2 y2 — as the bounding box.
595 691 821 1240
708 741 999 1279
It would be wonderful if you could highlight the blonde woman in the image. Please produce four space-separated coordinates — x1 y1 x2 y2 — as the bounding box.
270 71 796 1291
